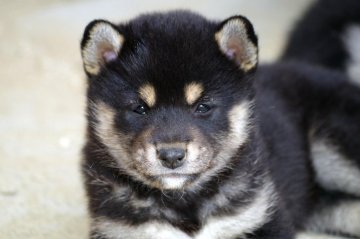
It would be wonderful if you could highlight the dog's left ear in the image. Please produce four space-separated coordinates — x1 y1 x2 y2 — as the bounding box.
215 16 258 72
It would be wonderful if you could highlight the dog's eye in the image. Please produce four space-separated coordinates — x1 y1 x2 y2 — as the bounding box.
195 103 211 114
133 105 148 115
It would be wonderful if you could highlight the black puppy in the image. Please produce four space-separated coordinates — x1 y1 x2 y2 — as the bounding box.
80 11 360 239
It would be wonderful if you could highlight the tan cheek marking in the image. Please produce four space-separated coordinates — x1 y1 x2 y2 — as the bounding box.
132 128 162 177
93 101 117 140
190 101 252 192
92 101 164 188
184 82 204 105
139 84 156 107
91 101 132 167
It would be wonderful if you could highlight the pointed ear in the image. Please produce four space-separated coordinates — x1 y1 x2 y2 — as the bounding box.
215 16 258 72
81 20 124 76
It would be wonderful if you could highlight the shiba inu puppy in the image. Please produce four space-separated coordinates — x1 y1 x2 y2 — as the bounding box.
80 11 360 239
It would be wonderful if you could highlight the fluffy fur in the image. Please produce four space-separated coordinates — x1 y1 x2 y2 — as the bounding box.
80 10 360 239
281 0 360 85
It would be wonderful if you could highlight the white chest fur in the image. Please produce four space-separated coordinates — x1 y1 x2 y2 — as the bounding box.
93 182 276 239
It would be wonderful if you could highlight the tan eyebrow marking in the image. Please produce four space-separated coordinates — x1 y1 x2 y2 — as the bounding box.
139 83 156 107
184 82 204 105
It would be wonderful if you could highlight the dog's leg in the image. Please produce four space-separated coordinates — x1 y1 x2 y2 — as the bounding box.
305 194 360 238
310 77 360 196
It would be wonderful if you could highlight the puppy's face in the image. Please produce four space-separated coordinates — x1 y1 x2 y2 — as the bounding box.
81 12 258 190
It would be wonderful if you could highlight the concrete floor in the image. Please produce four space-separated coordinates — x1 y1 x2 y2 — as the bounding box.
0 0 347 238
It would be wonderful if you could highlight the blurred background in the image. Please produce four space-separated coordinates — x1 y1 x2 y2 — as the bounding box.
0 0 315 238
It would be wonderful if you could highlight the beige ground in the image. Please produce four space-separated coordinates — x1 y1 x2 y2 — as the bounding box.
0 0 348 238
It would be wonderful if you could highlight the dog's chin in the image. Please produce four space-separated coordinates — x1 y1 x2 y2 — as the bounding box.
151 174 197 190
160 175 188 190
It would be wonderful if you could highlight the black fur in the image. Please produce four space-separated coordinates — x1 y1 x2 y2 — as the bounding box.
81 10 360 239
281 0 360 71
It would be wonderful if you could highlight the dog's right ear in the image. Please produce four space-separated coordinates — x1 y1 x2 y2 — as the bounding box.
215 16 258 72
81 20 124 76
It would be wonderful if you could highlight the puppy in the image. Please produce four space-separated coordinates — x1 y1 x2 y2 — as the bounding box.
80 11 360 239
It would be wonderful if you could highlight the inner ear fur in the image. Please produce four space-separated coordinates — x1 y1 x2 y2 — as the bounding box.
215 16 258 72
81 20 124 76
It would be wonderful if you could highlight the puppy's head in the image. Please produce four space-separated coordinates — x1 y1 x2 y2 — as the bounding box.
81 11 258 191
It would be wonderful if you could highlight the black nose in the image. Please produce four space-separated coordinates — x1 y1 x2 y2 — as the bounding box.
158 148 185 169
